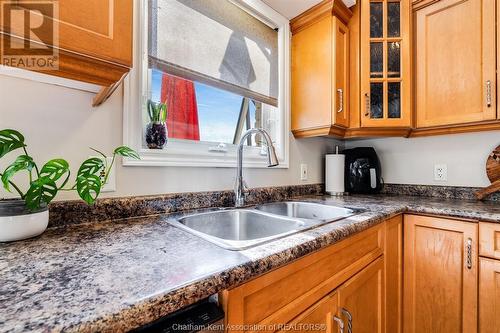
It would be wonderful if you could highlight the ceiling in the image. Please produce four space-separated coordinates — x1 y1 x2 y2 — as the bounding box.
263 0 356 20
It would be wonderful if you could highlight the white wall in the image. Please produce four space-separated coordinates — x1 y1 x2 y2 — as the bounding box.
0 74 339 200
345 131 500 187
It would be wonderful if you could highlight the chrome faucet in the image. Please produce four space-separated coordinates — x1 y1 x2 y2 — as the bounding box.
234 128 279 207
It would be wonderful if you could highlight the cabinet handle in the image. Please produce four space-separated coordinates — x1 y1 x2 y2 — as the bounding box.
341 308 353 333
486 80 492 107
466 238 473 270
333 315 344 333
364 93 370 116
337 89 344 113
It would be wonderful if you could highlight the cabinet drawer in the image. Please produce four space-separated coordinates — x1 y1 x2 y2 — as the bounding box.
479 222 500 260
222 224 383 332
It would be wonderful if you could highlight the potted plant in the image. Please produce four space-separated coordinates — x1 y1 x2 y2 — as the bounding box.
145 99 168 149
0 129 140 242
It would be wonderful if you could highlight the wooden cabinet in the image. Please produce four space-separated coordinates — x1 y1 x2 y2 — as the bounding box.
479 257 500 333
290 0 352 138
0 0 133 103
414 0 497 128
479 222 500 333
403 214 478 333
360 0 411 128
337 257 385 333
221 222 385 332
277 292 339 333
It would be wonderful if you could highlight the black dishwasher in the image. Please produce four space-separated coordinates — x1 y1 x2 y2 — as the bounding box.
131 297 224 333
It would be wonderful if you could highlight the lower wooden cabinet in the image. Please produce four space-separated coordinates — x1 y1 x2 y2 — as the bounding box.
221 214 500 333
403 214 478 333
221 217 402 333
479 257 500 333
277 292 339 333
337 257 385 333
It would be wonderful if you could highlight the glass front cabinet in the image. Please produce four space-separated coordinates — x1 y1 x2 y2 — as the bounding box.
361 0 411 127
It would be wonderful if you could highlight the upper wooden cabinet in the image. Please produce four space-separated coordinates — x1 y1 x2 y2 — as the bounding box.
403 215 478 333
0 0 132 90
291 0 352 138
414 0 497 128
360 0 411 128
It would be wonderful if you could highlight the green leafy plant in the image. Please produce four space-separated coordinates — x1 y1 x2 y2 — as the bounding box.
0 129 140 210
147 99 167 123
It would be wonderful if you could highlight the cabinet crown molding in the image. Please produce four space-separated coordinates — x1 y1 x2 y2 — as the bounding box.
290 0 352 35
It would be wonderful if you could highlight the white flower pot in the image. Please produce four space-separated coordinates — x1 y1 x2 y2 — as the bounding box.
0 200 49 242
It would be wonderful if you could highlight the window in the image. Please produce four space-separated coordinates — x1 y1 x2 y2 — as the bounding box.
123 0 290 167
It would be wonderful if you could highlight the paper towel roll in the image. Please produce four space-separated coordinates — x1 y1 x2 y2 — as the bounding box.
325 154 345 195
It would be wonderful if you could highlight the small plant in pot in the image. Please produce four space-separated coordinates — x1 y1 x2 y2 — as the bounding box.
0 129 140 242
145 99 168 149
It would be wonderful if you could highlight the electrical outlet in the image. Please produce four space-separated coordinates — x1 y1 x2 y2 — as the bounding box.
434 164 447 181
90 156 116 192
300 164 308 181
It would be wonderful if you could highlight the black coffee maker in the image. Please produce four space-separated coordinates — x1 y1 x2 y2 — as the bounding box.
343 147 383 194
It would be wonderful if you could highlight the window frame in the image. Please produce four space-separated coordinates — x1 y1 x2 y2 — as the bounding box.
123 0 290 168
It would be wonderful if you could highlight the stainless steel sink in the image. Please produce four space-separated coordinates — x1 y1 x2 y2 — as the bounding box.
168 209 306 250
255 201 355 222
167 202 361 250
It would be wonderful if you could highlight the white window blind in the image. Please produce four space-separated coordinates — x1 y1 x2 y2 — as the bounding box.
149 0 279 106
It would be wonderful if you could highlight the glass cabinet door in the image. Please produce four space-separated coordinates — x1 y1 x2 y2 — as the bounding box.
361 0 410 127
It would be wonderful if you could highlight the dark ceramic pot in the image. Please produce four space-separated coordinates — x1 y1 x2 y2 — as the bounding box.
145 122 167 149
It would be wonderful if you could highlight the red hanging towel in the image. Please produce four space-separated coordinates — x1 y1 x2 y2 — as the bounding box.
161 73 200 141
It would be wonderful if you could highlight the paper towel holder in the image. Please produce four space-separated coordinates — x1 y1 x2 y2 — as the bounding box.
325 146 347 196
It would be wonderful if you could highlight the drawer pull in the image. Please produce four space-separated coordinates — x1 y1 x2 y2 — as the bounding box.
486 80 492 107
333 315 344 333
364 93 370 116
342 308 353 333
337 89 344 113
466 238 473 270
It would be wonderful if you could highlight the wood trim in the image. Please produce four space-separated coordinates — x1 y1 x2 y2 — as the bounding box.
412 0 441 11
292 126 345 138
345 127 412 138
290 0 352 35
92 73 127 107
410 120 500 137
384 215 403 333
0 33 129 87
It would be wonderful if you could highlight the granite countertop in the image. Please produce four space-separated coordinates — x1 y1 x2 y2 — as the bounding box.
0 195 499 333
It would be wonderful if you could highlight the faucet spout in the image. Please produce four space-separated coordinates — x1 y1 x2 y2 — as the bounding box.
234 128 279 207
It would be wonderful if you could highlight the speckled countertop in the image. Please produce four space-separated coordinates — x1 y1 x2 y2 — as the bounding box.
0 195 498 333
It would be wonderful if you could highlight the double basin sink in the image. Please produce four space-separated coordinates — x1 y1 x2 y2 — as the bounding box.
168 201 360 250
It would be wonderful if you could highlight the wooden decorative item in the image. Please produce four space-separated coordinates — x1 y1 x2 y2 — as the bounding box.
476 145 500 200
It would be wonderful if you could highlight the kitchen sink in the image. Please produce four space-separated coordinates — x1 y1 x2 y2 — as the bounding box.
168 202 361 250
255 201 356 222
168 209 306 250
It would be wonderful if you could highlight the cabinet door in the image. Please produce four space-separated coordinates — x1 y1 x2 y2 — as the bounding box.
415 0 496 127
337 257 385 333
333 17 349 128
361 0 411 127
404 215 478 333
479 257 500 333
3 0 133 66
292 16 333 132
278 292 339 333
